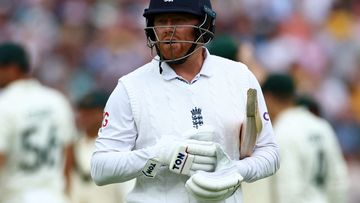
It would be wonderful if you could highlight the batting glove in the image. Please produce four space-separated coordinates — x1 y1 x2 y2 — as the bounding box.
185 144 243 201
142 125 217 177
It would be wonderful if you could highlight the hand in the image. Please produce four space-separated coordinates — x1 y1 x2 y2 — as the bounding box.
142 125 217 177
167 125 218 175
185 145 243 201
166 138 217 175
169 125 218 175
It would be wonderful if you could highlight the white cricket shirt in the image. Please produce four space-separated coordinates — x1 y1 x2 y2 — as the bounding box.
91 50 279 203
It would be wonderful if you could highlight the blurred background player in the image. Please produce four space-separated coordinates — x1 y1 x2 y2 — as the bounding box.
69 90 134 203
0 42 76 203
243 73 348 203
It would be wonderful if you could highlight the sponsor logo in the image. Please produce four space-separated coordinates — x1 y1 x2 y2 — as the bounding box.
263 112 270 121
171 152 186 171
102 111 109 127
145 162 157 175
142 159 161 178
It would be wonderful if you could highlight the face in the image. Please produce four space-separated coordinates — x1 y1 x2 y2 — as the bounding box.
153 13 200 60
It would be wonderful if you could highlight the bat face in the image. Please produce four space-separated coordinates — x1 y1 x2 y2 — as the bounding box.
240 116 257 159
240 88 262 159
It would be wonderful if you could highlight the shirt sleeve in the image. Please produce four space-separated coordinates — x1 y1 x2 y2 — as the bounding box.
90 81 158 186
235 69 280 182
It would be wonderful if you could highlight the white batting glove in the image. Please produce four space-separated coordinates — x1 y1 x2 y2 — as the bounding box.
142 125 217 178
185 145 243 201
172 125 218 175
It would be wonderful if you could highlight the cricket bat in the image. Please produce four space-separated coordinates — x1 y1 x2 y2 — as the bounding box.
240 88 262 159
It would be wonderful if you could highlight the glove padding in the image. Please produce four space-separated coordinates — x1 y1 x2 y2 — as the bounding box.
165 138 217 175
149 125 217 176
185 144 243 201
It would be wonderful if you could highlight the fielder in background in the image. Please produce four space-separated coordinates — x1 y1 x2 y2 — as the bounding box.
90 0 279 202
0 42 76 203
243 73 348 203
69 90 135 203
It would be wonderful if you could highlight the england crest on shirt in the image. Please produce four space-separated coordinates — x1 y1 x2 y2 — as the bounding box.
190 107 203 129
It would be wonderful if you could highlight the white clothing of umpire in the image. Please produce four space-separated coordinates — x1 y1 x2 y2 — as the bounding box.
91 0 280 202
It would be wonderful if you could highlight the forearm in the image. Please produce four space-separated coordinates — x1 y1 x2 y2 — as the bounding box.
239 115 280 182
91 127 219 186
91 148 155 186
239 72 280 182
238 143 280 182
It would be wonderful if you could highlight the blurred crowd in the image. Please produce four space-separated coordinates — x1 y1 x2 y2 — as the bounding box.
0 0 151 101
213 0 360 160
0 0 360 201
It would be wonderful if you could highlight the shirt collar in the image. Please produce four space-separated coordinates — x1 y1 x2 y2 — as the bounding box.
2 78 39 94
156 48 214 81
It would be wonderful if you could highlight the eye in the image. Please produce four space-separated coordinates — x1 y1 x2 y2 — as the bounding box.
174 17 195 25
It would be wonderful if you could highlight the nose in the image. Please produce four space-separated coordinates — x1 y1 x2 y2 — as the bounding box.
156 20 176 36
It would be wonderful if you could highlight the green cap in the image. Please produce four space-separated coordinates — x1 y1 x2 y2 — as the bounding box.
207 34 238 61
0 42 29 72
261 73 295 99
77 90 110 109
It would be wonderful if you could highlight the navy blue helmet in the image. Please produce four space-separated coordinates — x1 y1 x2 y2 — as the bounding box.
143 0 216 63
143 0 214 19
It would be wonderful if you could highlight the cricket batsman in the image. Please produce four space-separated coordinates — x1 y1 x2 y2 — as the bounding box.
91 0 280 202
